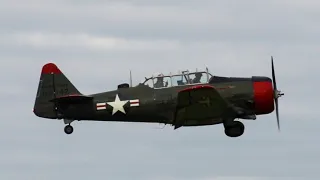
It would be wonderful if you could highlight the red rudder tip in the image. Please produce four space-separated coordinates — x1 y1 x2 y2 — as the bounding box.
41 63 62 74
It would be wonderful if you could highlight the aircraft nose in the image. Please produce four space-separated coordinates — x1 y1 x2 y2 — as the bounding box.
252 76 275 115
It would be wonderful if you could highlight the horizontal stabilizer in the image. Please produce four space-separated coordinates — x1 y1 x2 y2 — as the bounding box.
49 94 93 104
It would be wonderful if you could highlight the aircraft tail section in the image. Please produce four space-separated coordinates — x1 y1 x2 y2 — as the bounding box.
33 63 82 119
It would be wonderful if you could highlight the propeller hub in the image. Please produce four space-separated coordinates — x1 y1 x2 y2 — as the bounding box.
274 90 284 99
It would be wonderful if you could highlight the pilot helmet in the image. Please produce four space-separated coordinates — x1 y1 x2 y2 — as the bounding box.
195 72 202 77
157 73 164 79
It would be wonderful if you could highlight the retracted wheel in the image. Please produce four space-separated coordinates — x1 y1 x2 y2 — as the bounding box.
224 121 245 137
64 125 73 134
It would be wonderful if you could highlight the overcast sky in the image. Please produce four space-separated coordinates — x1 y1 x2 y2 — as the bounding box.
0 0 319 179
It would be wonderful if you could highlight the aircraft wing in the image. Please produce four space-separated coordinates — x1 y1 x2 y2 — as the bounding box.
173 85 236 129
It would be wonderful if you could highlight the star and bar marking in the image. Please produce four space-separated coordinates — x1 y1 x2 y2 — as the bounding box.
96 102 107 110
107 94 128 115
96 94 140 115
129 99 139 107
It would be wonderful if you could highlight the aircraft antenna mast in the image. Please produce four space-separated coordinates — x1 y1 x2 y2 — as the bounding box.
129 70 132 87
206 67 209 82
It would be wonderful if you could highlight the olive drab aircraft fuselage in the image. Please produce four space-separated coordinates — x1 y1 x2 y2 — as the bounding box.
33 57 284 137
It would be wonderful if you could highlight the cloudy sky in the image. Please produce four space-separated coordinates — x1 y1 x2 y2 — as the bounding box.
0 0 319 179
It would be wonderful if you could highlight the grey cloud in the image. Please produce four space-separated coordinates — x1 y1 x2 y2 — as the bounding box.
1 0 319 44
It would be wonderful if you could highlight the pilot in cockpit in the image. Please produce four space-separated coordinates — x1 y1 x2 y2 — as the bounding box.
154 74 168 88
192 72 202 83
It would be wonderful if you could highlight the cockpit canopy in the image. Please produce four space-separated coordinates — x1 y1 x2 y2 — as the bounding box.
142 69 213 89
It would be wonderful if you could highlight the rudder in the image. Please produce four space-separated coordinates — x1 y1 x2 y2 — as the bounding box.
33 63 81 119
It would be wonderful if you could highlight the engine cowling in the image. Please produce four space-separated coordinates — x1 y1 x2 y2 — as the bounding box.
252 76 275 115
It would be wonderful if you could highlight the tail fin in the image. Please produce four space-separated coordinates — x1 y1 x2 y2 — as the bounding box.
33 63 81 119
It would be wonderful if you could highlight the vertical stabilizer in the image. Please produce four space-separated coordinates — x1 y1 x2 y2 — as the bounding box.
33 63 81 119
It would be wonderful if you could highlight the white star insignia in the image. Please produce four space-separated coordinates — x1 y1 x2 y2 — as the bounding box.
107 94 128 115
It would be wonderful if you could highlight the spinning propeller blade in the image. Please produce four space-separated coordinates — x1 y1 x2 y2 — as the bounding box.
271 56 284 131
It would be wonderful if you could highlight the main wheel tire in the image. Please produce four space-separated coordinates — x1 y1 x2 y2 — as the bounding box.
224 121 245 137
64 125 73 134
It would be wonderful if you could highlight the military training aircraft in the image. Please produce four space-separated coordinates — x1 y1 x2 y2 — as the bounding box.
33 57 284 137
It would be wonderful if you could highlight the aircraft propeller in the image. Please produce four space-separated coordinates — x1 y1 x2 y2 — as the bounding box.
271 56 284 131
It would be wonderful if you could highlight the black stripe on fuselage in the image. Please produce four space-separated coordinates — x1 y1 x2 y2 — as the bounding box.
209 76 250 83
209 76 272 83
251 76 272 82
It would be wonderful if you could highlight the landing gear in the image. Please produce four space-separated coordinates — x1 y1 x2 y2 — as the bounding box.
64 125 73 134
224 121 245 137
63 119 75 134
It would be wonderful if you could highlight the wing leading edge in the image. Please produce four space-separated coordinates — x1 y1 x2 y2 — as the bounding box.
173 85 236 129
